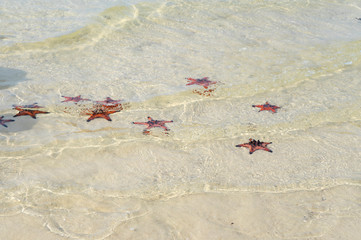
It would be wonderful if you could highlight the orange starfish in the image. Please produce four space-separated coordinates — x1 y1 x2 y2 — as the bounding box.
252 101 280 113
236 138 272 154
86 109 118 122
13 107 50 119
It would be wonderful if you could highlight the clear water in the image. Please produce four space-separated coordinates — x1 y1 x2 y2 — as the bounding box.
1 0 361 239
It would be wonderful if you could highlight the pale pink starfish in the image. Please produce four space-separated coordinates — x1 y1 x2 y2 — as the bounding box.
133 116 173 134
186 77 217 89
61 95 90 103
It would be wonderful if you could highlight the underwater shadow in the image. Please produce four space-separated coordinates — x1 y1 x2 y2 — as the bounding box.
0 67 28 90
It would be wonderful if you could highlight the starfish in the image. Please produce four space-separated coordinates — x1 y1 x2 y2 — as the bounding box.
186 77 217 89
252 101 280 113
62 95 90 103
13 103 43 109
86 109 118 122
133 116 173 134
95 97 122 105
13 107 50 119
0 116 15 128
236 138 272 154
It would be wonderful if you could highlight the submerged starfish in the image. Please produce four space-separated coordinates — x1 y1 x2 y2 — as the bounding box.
0 116 15 128
86 109 118 122
133 116 173 134
186 77 217 89
95 97 122 105
61 95 90 103
252 101 280 113
13 103 43 109
13 107 50 119
236 138 272 154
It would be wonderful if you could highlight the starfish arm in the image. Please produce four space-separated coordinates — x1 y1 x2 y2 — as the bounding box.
248 147 255 154
235 144 245 147
61 96 72 102
160 125 169 131
262 142 272 147
36 110 50 114
252 105 263 108
161 120 173 123
0 118 13 127
254 146 272 153
87 115 96 122
133 122 148 125
103 114 112 121
14 111 36 118
106 111 117 114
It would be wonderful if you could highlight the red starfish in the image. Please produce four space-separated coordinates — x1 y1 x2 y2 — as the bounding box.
133 116 173 134
186 77 217 89
95 97 122 105
62 95 90 103
13 107 50 119
252 101 280 113
0 116 15 128
86 109 118 122
236 138 272 154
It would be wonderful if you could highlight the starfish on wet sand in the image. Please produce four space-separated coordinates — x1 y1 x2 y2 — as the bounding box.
95 97 122 105
252 101 280 113
0 116 15 128
86 109 118 122
186 77 217 89
236 138 272 154
133 116 173 134
13 107 50 119
61 95 90 103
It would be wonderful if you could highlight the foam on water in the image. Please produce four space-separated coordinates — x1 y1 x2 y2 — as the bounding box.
1 0 361 239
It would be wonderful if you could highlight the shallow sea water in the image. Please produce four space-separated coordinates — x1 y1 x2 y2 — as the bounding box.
1 0 361 239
